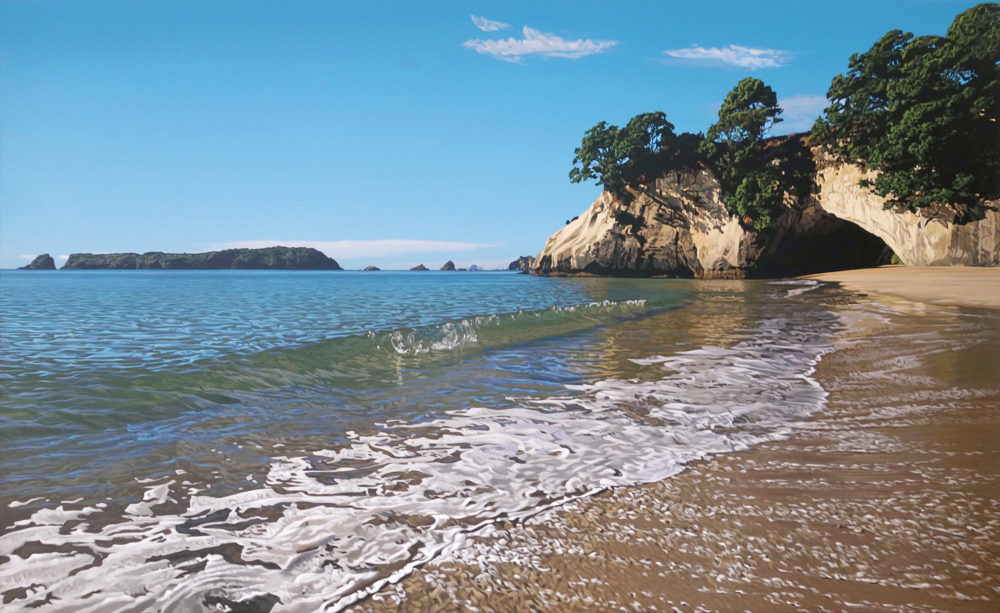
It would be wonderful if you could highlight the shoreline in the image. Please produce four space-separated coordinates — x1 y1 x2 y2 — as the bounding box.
804 265 1000 310
352 281 1000 611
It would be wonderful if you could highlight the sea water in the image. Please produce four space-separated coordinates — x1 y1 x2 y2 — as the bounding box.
0 270 836 611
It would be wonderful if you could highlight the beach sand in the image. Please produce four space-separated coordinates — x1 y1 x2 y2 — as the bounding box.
352 273 1000 612
806 265 1000 310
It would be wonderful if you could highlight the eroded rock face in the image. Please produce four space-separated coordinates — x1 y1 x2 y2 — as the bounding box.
533 158 999 277
507 256 535 272
533 168 755 278
813 162 1000 266
18 254 57 270
439 261 456 271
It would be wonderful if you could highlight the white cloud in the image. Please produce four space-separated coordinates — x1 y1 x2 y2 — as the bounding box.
663 44 791 69
471 15 510 32
58 255 70 260
208 239 492 260
464 26 617 63
778 94 828 133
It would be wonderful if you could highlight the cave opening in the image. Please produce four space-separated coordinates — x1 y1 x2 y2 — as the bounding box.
757 213 897 277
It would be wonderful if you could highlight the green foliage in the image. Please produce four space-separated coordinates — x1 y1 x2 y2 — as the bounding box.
700 77 794 230
570 112 703 202
731 169 784 230
703 77 783 146
812 3 1000 213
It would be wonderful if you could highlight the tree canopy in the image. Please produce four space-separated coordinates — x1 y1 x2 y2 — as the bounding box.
699 77 797 230
569 112 701 201
812 3 1000 214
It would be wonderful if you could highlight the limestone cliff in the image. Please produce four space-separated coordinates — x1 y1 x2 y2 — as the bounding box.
533 155 998 277
813 161 999 267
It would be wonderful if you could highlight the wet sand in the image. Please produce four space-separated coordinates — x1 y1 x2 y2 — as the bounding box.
352 291 1000 611
806 266 1000 310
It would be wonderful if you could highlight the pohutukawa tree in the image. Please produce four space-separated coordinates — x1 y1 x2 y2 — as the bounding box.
699 77 792 230
570 111 701 203
812 3 1000 215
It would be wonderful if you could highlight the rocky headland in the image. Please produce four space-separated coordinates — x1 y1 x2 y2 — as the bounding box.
60 247 342 270
533 142 999 278
18 254 57 270
507 256 535 272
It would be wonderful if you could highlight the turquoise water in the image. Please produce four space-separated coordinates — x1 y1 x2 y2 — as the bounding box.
0 270 836 611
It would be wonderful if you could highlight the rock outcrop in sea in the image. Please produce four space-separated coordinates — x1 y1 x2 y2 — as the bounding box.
61 247 342 270
18 254 56 270
410 264 429 271
440 261 456 271
534 148 999 278
508 256 535 272
363 265 381 271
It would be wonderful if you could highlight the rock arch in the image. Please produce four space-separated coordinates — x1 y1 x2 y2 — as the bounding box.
813 163 1000 267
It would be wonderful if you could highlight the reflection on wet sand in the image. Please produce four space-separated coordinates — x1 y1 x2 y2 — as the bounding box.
354 292 1000 612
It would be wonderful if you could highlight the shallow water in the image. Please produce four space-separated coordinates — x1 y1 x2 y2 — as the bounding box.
2 270 843 611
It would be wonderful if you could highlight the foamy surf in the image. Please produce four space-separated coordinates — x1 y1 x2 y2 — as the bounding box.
0 301 833 612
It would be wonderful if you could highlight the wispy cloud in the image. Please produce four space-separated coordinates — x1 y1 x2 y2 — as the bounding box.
465 26 617 63
58 255 70 260
470 14 510 32
208 239 492 259
17 254 36 260
778 94 828 133
663 44 791 69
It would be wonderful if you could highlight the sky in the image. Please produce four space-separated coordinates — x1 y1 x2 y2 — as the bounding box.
0 0 984 269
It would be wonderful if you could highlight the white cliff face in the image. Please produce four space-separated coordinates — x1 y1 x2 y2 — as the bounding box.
813 162 1000 266
533 156 999 277
533 168 753 277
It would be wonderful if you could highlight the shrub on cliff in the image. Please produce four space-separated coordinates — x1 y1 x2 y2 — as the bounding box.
569 112 702 203
812 3 1000 215
699 77 801 231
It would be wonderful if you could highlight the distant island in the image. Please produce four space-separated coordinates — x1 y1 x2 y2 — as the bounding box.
59 247 342 270
18 254 57 270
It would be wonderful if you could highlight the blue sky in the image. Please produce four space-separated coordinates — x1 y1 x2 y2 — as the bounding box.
0 0 982 269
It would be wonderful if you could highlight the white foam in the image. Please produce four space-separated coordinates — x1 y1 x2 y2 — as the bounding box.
0 314 830 612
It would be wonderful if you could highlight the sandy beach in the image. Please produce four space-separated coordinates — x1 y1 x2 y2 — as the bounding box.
806 265 1000 310
352 272 1000 612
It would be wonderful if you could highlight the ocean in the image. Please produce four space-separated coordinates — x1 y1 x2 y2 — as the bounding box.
2 270 842 611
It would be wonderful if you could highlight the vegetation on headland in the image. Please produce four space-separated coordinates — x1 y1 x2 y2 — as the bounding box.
569 78 808 231
569 3 999 228
811 3 999 217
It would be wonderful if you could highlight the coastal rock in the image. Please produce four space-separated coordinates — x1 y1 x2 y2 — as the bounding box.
533 167 751 277
440 261 456 271
507 256 535 272
410 264 429 271
533 151 999 277
18 254 56 270
812 160 1000 266
363 265 381 271
61 247 343 270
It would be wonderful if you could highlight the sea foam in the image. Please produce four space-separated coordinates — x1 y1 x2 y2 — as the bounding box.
1 296 832 612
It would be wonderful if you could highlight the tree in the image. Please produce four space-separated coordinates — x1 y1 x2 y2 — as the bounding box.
700 77 790 230
812 3 1000 214
570 112 702 201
